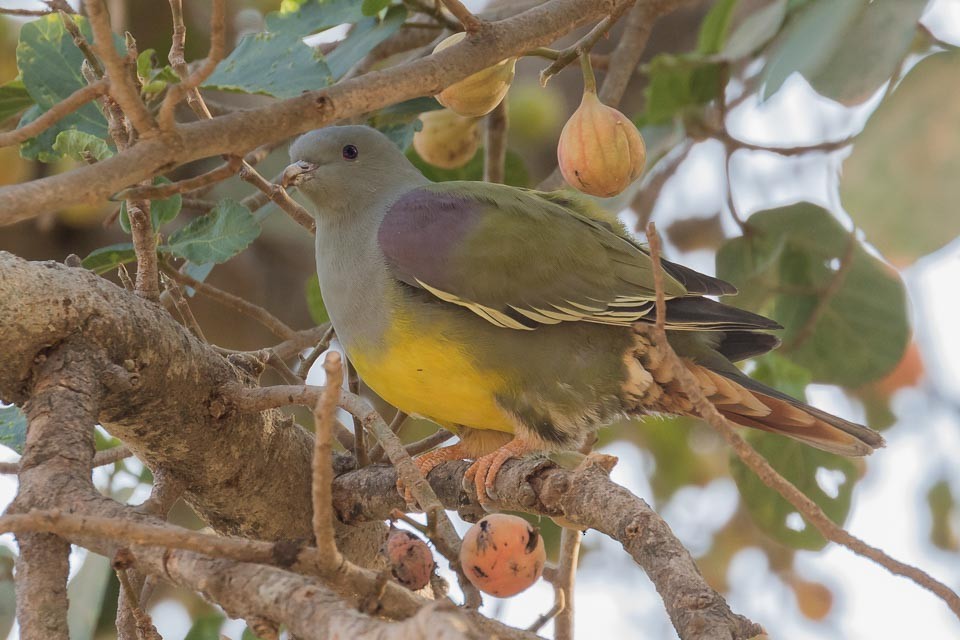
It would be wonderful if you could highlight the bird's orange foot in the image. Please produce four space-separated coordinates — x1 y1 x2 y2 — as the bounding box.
464 438 540 508
398 442 471 507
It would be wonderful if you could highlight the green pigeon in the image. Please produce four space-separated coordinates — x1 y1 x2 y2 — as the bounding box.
282 125 883 499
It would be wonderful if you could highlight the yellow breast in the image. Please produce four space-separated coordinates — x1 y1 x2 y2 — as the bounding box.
347 314 515 434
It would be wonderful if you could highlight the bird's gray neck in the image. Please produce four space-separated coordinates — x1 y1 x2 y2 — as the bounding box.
312 177 425 353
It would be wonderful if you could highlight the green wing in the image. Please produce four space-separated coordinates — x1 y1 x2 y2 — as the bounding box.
378 181 735 330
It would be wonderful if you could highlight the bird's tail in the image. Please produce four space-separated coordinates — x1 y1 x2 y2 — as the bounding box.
684 362 884 456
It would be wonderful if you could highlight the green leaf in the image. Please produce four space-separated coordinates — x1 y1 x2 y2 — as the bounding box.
52 130 113 162
81 243 136 275
0 405 27 455
0 78 34 122
362 0 391 16
119 177 182 232
638 54 727 126
15 15 114 161
184 613 225 640
698 0 740 55
716 203 909 386
731 431 858 550
761 0 928 104
305 273 330 325
407 147 530 187
841 50 960 260
167 199 260 264
720 0 787 60
136 48 179 94
203 0 365 97
326 5 407 79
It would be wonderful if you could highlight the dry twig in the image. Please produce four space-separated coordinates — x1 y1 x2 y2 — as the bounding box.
160 264 297 341
643 222 960 621
483 99 509 184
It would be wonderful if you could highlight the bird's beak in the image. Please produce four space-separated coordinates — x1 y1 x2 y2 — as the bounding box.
281 160 318 189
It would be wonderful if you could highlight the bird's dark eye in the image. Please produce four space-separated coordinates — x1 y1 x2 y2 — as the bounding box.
342 144 359 161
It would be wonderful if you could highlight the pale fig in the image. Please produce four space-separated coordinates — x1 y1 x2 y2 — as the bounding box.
381 527 435 591
459 514 545 598
434 33 517 117
413 108 481 169
557 89 646 198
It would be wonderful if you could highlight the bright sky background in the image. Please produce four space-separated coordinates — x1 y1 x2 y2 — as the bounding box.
1 0 959 638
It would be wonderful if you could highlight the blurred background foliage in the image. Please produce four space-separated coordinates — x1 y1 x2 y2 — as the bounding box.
1 0 959 638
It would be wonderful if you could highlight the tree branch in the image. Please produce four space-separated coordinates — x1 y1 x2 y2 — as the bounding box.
0 79 108 148
0 253 387 562
160 263 298 340
483 98 509 183
9 343 101 640
1 0 630 222
643 223 960 622
83 0 157 136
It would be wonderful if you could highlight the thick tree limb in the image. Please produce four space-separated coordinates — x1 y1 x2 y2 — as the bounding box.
0 252 386 563
0 0 631 221
329 456 763 640
9 343 101 640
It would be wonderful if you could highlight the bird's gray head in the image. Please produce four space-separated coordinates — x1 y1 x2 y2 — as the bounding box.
283 125 424 217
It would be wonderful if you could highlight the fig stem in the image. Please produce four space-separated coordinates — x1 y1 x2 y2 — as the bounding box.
579 49 597 94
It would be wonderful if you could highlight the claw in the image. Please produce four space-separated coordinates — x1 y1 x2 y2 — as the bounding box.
463 438 539 508
397 443 471 507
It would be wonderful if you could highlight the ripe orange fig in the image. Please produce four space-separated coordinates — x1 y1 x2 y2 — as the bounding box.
413 109 481 169
558 82 646 198
434 33 517 117
459 514 545 598
381 527 435 591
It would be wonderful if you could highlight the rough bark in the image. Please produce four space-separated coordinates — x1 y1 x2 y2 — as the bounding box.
0 0 631 219
0 252 385 562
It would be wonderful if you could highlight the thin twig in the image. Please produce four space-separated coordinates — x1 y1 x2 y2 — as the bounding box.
312 353 344 571
295 327 336 378
114 156 243 200
346 360 369 467
161 264 297 341
404 429 453 457
239 163 316 233
0 444 132 475
527 588 565 633
439 0 483 32
84 0 157 136
553 528 581 639
115 566 162 640
368 410 408 462
719 129 856 157
483 98 509 184
0 80 108 148
539 5 631 86
161 272 206 340
404 0 462 31
631 141 692 232
158 0 227 129
644 221 960 621
724 146 751 235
